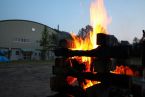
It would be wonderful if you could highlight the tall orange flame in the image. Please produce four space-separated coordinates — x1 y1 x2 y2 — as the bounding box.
90 0 111 48
70 0 110 89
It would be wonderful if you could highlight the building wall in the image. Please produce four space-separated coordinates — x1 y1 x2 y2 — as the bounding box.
0 20 58 61
10 48 23 60
0 20 57 49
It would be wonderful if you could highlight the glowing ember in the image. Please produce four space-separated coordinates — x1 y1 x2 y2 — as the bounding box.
70 0 110 89
111 65 134 76
83 80 101 90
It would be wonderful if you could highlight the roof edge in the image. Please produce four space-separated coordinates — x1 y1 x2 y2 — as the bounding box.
0 19 53 29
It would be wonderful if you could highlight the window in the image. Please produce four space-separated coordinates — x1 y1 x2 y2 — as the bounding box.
36 40 39 43
39 53 41 56
18 38 21 42
21 38 24 42
24 39 26 42
14 38 20 42
16 51 19 55
14 37 31 43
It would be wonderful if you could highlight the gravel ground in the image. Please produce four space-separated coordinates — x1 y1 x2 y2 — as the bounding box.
0 62 56 97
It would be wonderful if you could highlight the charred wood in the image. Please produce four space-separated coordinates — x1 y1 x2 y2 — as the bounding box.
67 71 131 89
55 45 131 58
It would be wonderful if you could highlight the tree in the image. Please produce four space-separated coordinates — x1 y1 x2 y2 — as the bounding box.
40 25 49 60
133 37 140 44
49 33 58 45
78 25 93 39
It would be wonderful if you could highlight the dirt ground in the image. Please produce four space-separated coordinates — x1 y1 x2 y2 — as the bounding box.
0 62 56 97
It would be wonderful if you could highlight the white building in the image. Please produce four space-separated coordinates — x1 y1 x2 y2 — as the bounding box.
0 19 71 61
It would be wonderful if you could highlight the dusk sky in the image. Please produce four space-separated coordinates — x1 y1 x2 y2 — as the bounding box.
0 0 145 42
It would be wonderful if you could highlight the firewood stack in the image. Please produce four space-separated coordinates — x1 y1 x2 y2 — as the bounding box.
50 39 70 92
50 39 87 97
50 39 132 97
49 31 145 97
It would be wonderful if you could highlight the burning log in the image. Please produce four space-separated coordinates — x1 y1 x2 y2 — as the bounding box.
66 70 131 89
55 45 130 58
55 33 145 68
55 32 144 58
51 32 145 97
53 57 131 89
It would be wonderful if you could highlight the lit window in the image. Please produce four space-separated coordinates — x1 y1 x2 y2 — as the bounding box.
32 27 36 32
